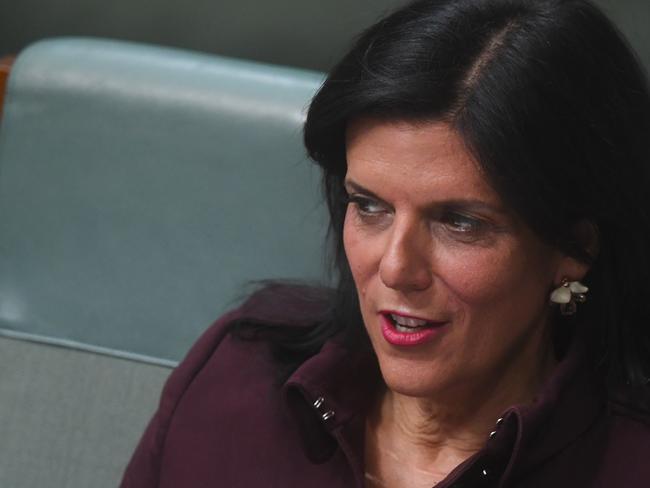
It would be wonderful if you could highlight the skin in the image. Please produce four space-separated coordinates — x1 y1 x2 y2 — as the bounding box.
343 118 590 488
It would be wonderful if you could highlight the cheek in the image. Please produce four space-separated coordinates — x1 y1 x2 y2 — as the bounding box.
342 210 372 291
442 249 513 301
437 243 553 314
343 209 390 304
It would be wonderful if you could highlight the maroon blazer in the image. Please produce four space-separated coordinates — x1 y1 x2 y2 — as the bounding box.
121 297 650 487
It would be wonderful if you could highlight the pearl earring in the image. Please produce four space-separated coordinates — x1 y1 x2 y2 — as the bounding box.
550 278 589 315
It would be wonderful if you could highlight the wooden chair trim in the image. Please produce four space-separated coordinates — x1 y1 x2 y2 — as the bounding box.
0 56 16 119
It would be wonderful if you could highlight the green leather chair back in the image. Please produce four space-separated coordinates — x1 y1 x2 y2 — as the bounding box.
0 38 326 362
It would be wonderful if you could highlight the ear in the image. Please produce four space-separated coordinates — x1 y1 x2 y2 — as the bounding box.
553 220 599 285
553 255 591 286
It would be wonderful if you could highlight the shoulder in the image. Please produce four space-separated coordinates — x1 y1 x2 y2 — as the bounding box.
164 283 334 413
120 305 253 487
121 283 333 487
605 382 650 441
607 382 650 419
513 383 650 488
592 384 650 486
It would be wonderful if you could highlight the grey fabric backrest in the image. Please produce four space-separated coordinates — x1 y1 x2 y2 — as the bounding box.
0 335 171 488
0 38 327 362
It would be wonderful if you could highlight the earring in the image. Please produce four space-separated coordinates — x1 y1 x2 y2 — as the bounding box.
550 278 589 315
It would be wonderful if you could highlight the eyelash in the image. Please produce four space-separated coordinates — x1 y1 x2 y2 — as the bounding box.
347 194 489 240
440 212 485 235
347 195 387 216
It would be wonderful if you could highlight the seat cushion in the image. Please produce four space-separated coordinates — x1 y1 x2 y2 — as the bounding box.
0 334 171 488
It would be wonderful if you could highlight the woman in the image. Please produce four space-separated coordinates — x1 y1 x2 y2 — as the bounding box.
122 0 650 486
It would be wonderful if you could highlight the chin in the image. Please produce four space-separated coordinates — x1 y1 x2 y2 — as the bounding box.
376 357 451 399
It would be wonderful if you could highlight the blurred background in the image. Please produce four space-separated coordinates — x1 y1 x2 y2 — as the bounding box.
0 0 648 72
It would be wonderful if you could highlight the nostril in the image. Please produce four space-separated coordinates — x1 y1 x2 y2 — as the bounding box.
379 257 432 291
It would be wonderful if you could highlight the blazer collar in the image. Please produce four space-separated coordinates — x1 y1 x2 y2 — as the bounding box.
282 336 380 463
497 329 604 484
281 324 604 482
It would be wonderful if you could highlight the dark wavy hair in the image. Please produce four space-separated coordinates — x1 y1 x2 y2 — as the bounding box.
236 0 650 387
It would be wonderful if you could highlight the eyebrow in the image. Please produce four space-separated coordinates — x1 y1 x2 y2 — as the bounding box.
344 180 385 202
343 178 509 216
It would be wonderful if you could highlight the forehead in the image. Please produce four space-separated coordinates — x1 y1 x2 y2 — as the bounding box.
345 118 500 205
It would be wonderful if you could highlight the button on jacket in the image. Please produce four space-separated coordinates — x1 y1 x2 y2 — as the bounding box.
121 296 650 487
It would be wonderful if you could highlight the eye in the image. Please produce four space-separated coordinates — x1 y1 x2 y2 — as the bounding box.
347 195 388 216
441 212 485 235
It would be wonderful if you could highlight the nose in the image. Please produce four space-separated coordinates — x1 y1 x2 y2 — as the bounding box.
378 218 433 292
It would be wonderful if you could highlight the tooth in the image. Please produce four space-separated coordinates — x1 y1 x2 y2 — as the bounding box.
396 324 418 333
391 314 429 327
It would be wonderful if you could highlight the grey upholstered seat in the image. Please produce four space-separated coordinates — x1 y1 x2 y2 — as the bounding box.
0 38 325 488
0 335 170 487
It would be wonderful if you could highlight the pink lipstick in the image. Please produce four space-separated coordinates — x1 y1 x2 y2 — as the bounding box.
379 311 446 346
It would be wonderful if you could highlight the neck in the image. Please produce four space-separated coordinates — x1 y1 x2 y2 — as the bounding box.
365 332 557 487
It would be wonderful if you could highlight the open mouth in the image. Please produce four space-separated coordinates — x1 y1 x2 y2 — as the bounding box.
378 311 446 347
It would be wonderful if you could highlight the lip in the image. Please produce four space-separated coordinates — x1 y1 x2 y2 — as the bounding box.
379 311 447 347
